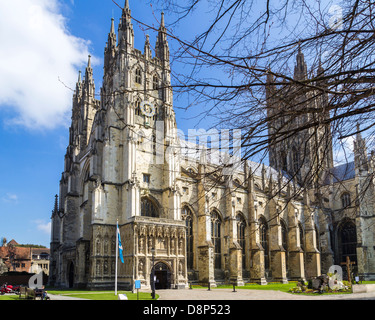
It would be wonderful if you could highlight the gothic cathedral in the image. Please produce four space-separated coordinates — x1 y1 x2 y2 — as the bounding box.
49 1 375 290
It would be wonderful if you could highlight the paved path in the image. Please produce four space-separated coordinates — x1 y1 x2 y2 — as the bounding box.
46 288 375 300
155 288 375 300
48 293 89 300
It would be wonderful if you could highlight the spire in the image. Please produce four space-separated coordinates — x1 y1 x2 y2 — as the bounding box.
155 12 169 62
161 11 165 27
144 34 152 59
54 194 58 212
119 0 134 48
105 18 117 67
75 71 82 94
317 59 324 77
354 123 367 170
110 17 115 35
83 55 95 101
85 55 93 84
52 194 59 218
294 46 307 80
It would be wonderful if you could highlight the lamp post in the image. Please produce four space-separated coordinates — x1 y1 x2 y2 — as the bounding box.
151 247 155 299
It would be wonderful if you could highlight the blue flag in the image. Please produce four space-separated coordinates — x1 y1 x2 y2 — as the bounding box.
117 224 124 264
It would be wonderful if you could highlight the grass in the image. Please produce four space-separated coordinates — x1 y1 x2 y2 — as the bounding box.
191 282 297 293
190 281 375 296
46 289 159 300
0 294 20 300
0 289 159 301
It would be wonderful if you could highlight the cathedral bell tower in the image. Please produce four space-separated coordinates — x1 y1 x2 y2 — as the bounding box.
267 48 333 188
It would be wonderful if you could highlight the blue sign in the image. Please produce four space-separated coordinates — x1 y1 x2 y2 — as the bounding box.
135 280 141 289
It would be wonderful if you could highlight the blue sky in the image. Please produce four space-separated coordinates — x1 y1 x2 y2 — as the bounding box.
0 0 214 247
0 0 353 248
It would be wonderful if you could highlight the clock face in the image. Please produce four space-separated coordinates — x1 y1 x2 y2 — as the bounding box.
140 101 155 117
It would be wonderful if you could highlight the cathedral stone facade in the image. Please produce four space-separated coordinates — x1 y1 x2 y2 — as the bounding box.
49 2 375 290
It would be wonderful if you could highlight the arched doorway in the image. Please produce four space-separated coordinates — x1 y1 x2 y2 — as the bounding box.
68 262 74 288
152 262 172 289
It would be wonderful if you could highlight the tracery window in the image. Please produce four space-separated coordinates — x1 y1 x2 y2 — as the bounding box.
292 146 300 175
259 218 269 270
211 211 222 269
153 75 158 90
315 225 320 252
135 67 142 84
135 99 142 116
299 222 304 251
183 206 194 270
237 214 246 269
281 219 288 272
141 198 158 217
341 192 351 208
280 150 288 172
339 220 357 264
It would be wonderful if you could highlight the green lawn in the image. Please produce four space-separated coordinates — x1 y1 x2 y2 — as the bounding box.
0 290 158 301
190 281 375 296
0 294 20 300
47 289 158 300
191 282 297 293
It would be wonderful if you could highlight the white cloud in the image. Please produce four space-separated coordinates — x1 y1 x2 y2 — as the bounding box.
2 193 18 203
0 0 95 129
33 220 51 234
333 135 355 166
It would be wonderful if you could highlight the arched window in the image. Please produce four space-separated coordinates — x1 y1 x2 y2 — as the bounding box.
339 220 357 264
237 214 246 269
292 146 300 180
315 225 320 252
153 75 158 90
281 219 288 273
183 206 194 270
211 211 222 269
152 135 156 154
281 219 288 251
135 67 142 84
341 192 351 208
141 198 158 217
135 99 142 116
259 218 269 271
153 106 158 121
280 150 288 172
298 222 304 251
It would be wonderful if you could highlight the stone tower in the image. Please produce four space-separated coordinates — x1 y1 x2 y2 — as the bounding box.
267 48 334 188
354 126 375 279
49 1 187 290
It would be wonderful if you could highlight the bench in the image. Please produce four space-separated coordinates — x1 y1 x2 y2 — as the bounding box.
19 288 36 300
27 288 36 300
19 287 49 300
19 286 27 299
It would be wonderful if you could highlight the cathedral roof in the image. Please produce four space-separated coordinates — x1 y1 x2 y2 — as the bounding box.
178 138 287 181
323 161 355 184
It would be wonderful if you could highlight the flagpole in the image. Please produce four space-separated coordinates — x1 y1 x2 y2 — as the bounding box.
115 220 118 296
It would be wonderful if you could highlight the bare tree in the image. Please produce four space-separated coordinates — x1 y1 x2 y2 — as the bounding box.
108 0 375 228
135 0 375 187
